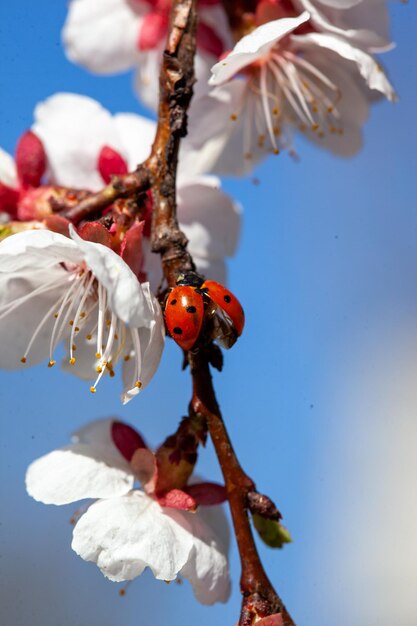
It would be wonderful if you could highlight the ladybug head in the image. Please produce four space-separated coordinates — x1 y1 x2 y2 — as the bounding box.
176 271 204 288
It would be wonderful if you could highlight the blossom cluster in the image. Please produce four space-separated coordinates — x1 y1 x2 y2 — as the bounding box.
0 0 396 612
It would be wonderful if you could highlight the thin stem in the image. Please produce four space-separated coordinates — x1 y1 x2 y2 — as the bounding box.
62 166 150 224
189 350 295 626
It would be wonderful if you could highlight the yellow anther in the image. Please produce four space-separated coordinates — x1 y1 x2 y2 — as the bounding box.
20 357 27 364
74 326 80 332
72 344 77 351
90 386 97 394
311 123 320 131
48 360 56 368
69 320 74 326
124 355 130 362
327 106 334 113
86 335 92 341
273 148 280 155
54 313 59 319
114 334 119 340
95 352 101 359
69 357 76 365
95 366 103 373
272 107 279 115
230 113 238 121
135 381 143 389
80 312 86 319
106 319 111 327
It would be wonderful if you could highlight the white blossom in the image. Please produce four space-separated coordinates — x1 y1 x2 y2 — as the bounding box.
0 226 164 403
26 419 231 605
62 0 232 109
186 12 396 174
32 93 241 285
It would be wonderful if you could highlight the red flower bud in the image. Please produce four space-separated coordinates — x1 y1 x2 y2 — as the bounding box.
15 130 47 188
97 145 128 184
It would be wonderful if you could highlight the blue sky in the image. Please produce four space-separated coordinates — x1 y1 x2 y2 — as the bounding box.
0 3 416 626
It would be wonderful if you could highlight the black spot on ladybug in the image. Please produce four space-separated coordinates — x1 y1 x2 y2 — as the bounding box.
170 299 177 305
223 295 232 303
186 306 197 314
173 327 183 335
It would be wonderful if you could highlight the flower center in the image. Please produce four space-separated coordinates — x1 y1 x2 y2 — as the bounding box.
230 46 343 160
0 262 143 393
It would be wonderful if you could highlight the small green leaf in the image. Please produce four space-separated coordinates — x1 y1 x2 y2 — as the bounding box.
252 513 292 549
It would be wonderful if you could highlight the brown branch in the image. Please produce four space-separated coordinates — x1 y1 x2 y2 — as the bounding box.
62 166 150 224
148 1 297 624
189 350 295 626
148 0 197 285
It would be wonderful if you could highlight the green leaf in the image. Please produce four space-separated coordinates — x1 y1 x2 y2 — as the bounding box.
252 513 292 549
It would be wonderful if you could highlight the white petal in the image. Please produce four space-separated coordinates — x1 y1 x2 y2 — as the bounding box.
309 0 362 9
0 229 81 272
0 147 17 187
62 0 142 74
69 225 153 327
72 418 120 449
33 93 127 191
72 491 193 581
294 33 396 100
297 50 369 156
179 504 231 605
113 113 156 168
178 177 241 261
0 268 67 368
210 13 310 85
182 81 252 176
294 0 391 50
26 444 134 505
72 490 230 605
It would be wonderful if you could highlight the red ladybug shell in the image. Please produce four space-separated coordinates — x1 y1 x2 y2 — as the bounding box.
202 280 245 336
165 286 204 351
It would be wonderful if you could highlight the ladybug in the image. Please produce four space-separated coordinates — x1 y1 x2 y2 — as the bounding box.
165 272 245 351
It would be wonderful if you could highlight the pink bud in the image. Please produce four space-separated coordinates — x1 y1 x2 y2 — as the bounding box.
15 130 47 188
197 22 224 58
17 186 56 221
120 220 145 277
0 183 19 217
137 12 168 51
157 488 198 512
43 215 71 237
185 482 227 506
111 420 148 461
97 145 129 184
77 221 113 247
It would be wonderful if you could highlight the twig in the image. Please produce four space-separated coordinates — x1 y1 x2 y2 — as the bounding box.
189 351 295 626
148 0 197 284
62 166 150 224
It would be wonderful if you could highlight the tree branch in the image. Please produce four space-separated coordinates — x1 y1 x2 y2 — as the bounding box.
148 1 297 624
62 166 150 224
189 350 295 626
